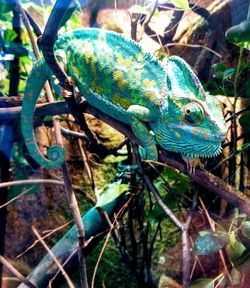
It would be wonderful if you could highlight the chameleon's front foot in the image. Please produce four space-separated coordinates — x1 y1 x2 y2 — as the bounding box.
181 154 203 174
138 146 158 161
61 77 75 98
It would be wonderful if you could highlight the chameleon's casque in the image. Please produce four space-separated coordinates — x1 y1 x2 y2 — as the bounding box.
21 28 226 170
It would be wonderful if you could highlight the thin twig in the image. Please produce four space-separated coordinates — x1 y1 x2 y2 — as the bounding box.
0 186 34 209
61 162 89 288
16 220 73 259
0 179 64 189
133 146 183 230
48 249 77 287
61 127 88 141
32 226 75 288
78 139 95 191
165 43 222 58
0 255 37 288
90 222 113 288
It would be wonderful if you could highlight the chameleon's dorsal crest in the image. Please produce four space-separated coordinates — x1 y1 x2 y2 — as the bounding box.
162 56 206 101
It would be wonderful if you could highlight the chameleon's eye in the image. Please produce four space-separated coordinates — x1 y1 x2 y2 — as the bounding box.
184 102 204 125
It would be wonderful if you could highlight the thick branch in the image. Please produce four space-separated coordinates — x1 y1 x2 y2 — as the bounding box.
2 100 250 215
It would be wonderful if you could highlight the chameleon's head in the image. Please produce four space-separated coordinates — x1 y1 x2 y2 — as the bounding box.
154 56 226 167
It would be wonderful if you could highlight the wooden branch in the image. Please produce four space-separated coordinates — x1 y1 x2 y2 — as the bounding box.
1 100 250 215
0 255 37 288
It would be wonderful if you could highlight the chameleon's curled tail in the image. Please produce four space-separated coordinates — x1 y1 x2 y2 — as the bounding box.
21 58 65 170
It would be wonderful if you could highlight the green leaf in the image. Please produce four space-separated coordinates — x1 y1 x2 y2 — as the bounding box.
4 29 17 42
189 278 214 288
95 182 128 207
227 232 246 263
0 0 13 16
171 0 189 10
194 231 229 255
212 63 225 79
240 221 250 239
224 68 236 79
239 112 250 133
226 20 250 43
5 41 29 56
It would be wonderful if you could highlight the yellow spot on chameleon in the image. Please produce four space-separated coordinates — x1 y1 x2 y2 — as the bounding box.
118 79 128 91
113 70 123 81
85 88 91 95
175 132 181 138
203 132 209 140
143 79 156 88
113 93 121 104
35 72 40 77
72 66 81 78
85 51 96 64
153 99 160 106
193 129 199 136
90 64 97 74
91 80 102 95
120 99 130 107
117 54 132 67
145 91 156 101
177 116 184 121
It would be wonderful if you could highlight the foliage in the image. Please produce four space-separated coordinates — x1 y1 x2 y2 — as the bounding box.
226 20 250 50
192 215 250 287
0 0 82 95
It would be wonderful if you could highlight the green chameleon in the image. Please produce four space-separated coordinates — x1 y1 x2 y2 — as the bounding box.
21 28 226 171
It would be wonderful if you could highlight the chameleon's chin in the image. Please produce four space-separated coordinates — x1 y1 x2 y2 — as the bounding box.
181 144 222 173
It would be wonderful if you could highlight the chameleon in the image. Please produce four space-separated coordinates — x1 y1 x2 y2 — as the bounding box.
21 28 226 171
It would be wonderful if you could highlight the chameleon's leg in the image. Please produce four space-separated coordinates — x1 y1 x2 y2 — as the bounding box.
21 58 65 170
127 105 157 160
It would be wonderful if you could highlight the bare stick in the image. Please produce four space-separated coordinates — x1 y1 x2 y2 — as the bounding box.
0 255 37 288
16 221 72 259
0 179 64 189
61 162 89 288
32 226 75 288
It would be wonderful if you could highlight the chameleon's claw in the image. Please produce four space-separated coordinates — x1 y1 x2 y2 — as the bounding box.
182 155 203 174
61 77 76 98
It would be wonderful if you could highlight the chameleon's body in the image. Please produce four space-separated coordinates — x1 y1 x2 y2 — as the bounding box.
21 28 226 170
